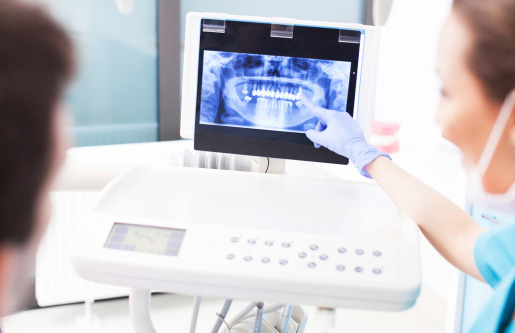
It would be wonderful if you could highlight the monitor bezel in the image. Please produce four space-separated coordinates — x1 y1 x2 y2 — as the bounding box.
193 19 363 164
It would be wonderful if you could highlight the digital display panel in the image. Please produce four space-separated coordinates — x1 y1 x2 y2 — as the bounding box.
194 20 361 164
104 223 186 256
199 51 352 133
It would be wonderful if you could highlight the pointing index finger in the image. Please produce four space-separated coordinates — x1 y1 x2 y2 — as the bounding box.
300 94 335 126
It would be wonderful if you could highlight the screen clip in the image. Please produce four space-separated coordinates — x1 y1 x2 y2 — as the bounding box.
202 18 226 34
271 17 294 39
338 28 361 43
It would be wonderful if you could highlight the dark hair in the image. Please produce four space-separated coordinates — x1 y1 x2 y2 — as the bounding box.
0 1 74 245
453 0 515 103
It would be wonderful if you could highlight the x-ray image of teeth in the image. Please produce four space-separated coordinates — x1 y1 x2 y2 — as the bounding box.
199 50 352 133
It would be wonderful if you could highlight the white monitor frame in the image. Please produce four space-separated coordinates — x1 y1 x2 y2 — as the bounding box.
180 12 380 144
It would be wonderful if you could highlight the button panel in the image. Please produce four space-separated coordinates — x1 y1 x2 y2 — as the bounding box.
220 231 396 283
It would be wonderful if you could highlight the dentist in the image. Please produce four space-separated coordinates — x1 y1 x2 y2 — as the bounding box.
303 0 515 331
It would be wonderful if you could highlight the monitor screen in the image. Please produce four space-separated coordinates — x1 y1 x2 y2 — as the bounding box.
200 51 352 133
194 20 361 164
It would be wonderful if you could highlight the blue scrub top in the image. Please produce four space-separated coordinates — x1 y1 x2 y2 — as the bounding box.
472 222 515 332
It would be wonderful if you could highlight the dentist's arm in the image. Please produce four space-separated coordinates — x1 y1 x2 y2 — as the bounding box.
365 156 484 280
302 96 485 280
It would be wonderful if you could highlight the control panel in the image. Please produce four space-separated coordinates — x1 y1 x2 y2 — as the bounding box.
181 225 399 285
73 166 420 310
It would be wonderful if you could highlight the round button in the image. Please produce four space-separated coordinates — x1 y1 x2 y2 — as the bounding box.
355 249 364 255
310 245 319 251
265 240 274 246
226 254 235 260
319 254 328 260
355 266 364 273
282 242 291 248
230 237 239 243
279 259 288 266
338 247 347 254
248 239 256 245
308 262 317 268
262 257 270 264
373 250 382 257
244 255 253 262
298 252 307 258
336 265 345 271
373 268 382 274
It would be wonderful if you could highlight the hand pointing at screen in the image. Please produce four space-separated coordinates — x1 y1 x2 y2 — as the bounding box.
301 94 390 178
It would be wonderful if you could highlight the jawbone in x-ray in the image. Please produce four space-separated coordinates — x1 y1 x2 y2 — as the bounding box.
199 51 352 132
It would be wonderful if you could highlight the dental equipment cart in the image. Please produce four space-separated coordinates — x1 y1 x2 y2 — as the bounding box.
72 166 421 332
73 13 420 332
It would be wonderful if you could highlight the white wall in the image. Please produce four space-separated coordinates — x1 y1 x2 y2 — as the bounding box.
375 0 453 147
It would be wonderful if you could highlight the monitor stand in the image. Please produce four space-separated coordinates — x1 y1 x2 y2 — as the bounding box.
252 157 286 175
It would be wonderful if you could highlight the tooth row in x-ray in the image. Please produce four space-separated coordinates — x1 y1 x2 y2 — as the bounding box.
247 86 302 101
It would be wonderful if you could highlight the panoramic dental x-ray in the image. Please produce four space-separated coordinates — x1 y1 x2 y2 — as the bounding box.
200 51 352 133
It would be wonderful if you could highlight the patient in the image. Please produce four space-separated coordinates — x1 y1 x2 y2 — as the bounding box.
0 0 73 315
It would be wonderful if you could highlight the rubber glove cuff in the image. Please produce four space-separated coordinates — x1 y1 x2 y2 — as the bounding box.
347 140 391 178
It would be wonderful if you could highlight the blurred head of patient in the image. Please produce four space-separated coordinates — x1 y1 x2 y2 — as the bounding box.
0 0 74 314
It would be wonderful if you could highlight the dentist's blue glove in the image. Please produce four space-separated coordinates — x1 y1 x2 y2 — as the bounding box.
301 95 390 178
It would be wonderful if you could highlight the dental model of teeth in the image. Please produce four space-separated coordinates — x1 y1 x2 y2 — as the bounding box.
248 86 302 101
